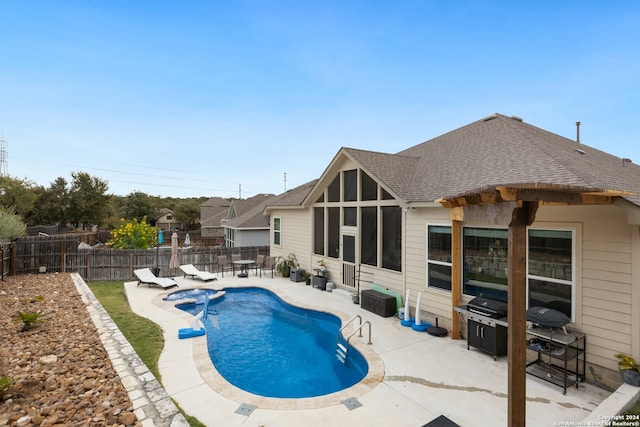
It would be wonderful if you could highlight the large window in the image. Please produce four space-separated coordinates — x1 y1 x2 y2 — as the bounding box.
463 227 509 302
327 207 340 258
313 207 324 255
427 225 452 291
527 229 574 318
361 207 377 266
273 217 281 246
382 206 401 271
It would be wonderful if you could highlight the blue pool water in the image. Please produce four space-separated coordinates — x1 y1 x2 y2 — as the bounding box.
166 287 368 398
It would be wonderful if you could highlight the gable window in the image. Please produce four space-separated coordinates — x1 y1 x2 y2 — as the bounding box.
328 175 340 202
313 207 324 255
382 206 401 271
343 169 357 201
361 171 377 201
273 217 281 246
463 227 509 302
527 228 574 319
427 225 452 291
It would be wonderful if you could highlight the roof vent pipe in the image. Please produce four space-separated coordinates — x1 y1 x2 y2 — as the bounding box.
576 121 581 143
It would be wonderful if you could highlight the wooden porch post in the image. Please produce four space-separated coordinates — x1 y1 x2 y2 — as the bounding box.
508 201 538 427
450 211 463 339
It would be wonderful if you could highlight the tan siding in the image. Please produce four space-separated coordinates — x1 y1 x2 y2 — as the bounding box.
538 204 634 373
270 209 312 272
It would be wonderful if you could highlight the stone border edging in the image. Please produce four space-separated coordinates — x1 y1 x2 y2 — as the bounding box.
71 273 190 427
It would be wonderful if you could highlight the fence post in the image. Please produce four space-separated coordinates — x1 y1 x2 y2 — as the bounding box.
61 243 66 273
87 253 91 282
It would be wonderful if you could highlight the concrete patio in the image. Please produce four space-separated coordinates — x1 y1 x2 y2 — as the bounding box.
121 272 636 426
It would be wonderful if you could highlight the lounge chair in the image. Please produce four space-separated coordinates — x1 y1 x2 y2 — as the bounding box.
134 268 178 289
180 264 218 282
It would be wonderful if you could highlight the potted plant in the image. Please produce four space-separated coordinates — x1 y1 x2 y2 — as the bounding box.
615 354 640 386
352 291 360 304
275 253 298 278
303 271 312 286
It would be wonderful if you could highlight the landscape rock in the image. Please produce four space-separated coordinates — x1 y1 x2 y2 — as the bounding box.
0 274 140 426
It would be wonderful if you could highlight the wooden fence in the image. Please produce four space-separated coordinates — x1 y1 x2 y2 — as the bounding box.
7 235 269 282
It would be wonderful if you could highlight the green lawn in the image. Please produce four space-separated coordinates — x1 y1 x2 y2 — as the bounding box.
88 281 206 427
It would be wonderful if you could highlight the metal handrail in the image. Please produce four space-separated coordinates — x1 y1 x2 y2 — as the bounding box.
344 321 372 346
338 315 363 344
336 315 372 362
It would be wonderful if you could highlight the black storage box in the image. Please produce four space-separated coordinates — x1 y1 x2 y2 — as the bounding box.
312 275 327 289
290 268 305 282
361 289 396 317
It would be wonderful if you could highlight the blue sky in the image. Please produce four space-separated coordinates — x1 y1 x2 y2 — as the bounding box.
1 1 639 198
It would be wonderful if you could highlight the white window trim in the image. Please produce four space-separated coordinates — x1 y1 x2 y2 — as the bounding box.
526 224 578 321
273 216 282 247
426 223 453 292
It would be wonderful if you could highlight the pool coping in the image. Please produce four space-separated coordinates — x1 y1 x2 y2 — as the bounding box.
152 282 385 410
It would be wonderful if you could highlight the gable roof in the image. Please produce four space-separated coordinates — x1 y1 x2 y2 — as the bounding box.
223 194 274 229
265 180 318 210
341 114 639 206
200 197 231 227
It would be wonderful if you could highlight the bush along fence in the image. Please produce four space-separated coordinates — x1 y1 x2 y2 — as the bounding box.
6 236 269 282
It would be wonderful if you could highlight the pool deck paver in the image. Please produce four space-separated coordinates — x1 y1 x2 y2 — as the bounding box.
78 272 639 426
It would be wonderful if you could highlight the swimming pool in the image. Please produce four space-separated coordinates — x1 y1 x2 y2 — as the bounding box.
167 287 369 398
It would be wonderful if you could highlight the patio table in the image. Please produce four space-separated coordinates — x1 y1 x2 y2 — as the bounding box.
233 260 255 278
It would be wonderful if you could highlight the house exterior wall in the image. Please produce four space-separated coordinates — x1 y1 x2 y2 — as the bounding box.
270 209 313 275
534 204 637 377
269 170 638 389
401 202 638 388
232 229 270 247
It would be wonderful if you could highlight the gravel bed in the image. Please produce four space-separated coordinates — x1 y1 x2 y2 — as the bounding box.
0 273 139 427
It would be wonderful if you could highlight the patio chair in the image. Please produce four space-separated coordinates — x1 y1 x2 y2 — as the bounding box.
179 264 218 282
254 254 265 276
260 256 275 278
217 255 233 277
134 268 178 289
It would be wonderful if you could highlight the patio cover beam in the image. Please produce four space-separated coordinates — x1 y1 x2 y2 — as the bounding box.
437 185 624 427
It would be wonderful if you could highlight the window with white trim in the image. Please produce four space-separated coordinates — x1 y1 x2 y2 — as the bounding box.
427 225 452 291
273 217 281 246
527 228 574 319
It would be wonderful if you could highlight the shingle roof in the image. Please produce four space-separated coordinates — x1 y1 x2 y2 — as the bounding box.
225 194 275 229
349 113 640 206
266 180 318 208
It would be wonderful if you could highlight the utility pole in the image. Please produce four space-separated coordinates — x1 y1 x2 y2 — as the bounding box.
0 132 7 176
284 172 287 192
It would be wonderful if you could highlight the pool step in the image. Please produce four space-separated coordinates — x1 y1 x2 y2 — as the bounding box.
336 343 348 363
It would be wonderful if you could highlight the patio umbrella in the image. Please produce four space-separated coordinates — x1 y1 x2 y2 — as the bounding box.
184 233 191 246
169 232 180 270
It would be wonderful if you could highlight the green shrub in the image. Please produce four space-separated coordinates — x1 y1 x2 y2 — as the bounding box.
109 217 158 249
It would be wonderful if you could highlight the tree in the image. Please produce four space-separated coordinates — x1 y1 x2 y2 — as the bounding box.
68 172 110 229
30 178 70 229
173 199 201 230
123 191 158 222
0 208 27 240
0 176 37 218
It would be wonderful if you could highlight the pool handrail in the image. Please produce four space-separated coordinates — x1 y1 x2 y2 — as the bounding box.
337 315 372 362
